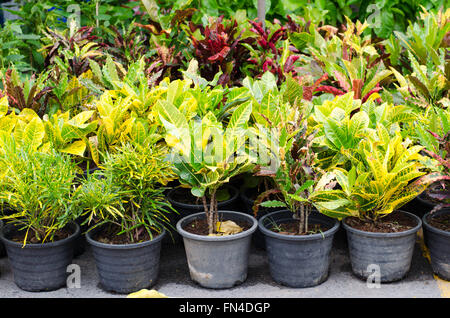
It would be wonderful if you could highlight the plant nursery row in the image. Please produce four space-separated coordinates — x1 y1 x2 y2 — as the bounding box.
0 0 448 293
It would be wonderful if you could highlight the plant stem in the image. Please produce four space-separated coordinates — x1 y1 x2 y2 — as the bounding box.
299 204 305 234
203 195 213 235
211 189 217 234
305 204 310 234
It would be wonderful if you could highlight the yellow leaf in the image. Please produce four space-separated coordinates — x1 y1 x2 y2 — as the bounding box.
18 108 39 123
60 140 86 156
214 220 243 235
126 289 168 298
69 110 95 126
0 115 16 133
24 117 45 150
0 96 8 118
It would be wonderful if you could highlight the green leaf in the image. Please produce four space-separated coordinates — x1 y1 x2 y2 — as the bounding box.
407 75 431 100
260 200 287 208
227 100 252 130
191 187 205 198
361 69 392 98
294 180 315 195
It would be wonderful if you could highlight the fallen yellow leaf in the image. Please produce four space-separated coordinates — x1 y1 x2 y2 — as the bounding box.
213 220 243 235
127 289 168 298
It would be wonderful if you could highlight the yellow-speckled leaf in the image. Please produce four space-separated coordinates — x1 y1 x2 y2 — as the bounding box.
0 115 16 134
18 108 39 123
86 136 99 165
0 96 8 117
24 117 45 150
131 120 146 145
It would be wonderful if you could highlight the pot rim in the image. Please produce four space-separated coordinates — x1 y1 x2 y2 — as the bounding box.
258 209 340 241
342 210 422 238
0 221 80 248
86 225 166 250
167 185 239 209
176 210 257 242
422 208 450 237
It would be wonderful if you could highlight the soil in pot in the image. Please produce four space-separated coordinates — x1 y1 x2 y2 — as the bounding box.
183 218 251 236
93 223 159 244
7 226 73 244
270 220 330 236
345 212 417 233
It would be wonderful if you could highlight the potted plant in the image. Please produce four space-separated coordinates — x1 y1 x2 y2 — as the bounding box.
159 99 258 289
76 139 176 294
0 144 80 292
419 120 450 280
410 109 449 215
239 175 282 249
310 128 436 282
253 114 340 288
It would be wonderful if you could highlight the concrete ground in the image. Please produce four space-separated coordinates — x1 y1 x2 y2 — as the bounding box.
0 227 448 298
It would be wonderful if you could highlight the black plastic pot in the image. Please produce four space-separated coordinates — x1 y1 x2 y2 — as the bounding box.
177 211 257 289
416 193 437 214
73 166 101 257
342 210 422 282
73 215 92 258
0 209 14 258
240 187 280 249
165 185 240 244
0 222 80 292
86 226 166 294
259 210 340 288
422 208 450 280
0 220 5 258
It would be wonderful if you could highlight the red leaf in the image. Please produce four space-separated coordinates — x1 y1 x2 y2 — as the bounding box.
334 71 350 92
249 20 266 37
208 46 231 62
312 73 329 90
269 27 286 45
284 55 300 73
315 85 345 96
423 149 450 170
362 84 382 103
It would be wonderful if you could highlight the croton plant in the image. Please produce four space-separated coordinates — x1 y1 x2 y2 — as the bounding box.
0 1 448 238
